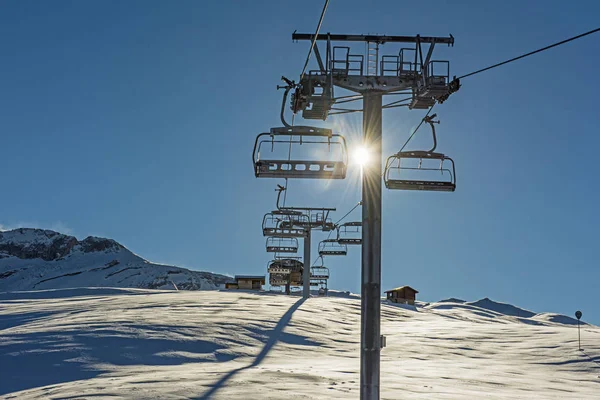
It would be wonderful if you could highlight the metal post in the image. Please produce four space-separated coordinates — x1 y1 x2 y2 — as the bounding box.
578 320 581 350
303 229 311 299
361 91 383 400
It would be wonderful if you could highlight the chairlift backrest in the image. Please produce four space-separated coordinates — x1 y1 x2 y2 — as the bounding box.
262 213 305 238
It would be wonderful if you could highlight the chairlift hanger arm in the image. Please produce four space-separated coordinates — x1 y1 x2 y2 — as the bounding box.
278 81 293 127
292 33 454 45
275 185 336 213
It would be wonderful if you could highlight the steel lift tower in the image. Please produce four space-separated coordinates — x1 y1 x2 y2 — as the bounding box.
290 32 455 400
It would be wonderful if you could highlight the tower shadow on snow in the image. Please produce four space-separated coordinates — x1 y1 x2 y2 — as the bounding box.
195 297 307 400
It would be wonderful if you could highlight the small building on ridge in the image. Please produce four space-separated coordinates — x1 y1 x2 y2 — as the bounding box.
226 275 265 291
385 286 418 305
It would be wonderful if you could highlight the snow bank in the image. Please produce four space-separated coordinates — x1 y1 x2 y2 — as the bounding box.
0 290 597 399
467 297 536 318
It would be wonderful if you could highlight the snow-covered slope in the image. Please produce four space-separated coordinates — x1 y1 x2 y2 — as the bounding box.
1 289 598 399
0 228 230 291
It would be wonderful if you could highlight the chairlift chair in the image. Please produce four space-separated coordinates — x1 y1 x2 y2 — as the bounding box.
266 237 298 253
262 213 305 238
267 257 304 274
309 210 336 231
279 213 310 229
270 279 289 287
268 258 302 287
384 151 456 192
291 210 335 231
253 126 348 180
318 239 348 256
384 114 456 192
337 222 362 245
310 266 330 280
310 278 329 288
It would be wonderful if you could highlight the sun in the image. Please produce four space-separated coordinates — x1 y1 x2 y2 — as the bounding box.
353 146 370 167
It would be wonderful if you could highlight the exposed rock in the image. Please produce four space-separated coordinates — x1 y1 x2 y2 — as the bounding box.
0 229 124 261
0 229 78 261
79 237 124 253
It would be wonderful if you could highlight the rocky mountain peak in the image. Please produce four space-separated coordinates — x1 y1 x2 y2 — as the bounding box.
0 228 124 261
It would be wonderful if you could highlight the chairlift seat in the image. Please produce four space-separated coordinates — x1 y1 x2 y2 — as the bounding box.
268 267 292 274
337 238 362 245
385 179 455 192
319 249 347 256
266 245 297 253
255 160 346 180
262 227 305 238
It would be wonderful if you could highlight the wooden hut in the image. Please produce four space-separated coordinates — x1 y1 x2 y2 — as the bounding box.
384 286 418 305
227 275 265 291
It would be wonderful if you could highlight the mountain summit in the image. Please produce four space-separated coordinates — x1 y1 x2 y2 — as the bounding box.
0 228 230 291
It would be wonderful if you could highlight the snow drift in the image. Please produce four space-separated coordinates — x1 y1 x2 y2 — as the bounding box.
0 289 598 399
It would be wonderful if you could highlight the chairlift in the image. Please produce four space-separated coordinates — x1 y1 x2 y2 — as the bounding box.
310 257 329 288
268 258 303 272
318 239 348 256
273 187 337 230
270 279 289 287
279 213 310 229
268 258 302 287
262 213 305 238
309 210 336 231
266 237 298 253
253 126 348 179
311 266 330 280
384 114 456 192
337 221 362 245
288 209 335 231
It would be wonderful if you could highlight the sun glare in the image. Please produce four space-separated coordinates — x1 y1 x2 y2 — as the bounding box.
353 146 370 167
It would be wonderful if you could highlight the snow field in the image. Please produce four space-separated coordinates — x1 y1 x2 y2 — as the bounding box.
0 289 598 399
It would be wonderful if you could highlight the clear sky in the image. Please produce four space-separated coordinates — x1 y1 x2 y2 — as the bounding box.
1 1 599 324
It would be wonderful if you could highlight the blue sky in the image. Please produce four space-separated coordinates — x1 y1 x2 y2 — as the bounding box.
1 0 599 324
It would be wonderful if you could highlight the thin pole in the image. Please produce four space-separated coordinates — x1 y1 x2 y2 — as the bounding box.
578 320 581 350
303 229 311 299
361 91 383 400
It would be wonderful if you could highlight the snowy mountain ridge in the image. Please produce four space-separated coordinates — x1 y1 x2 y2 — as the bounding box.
0 228 231 291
